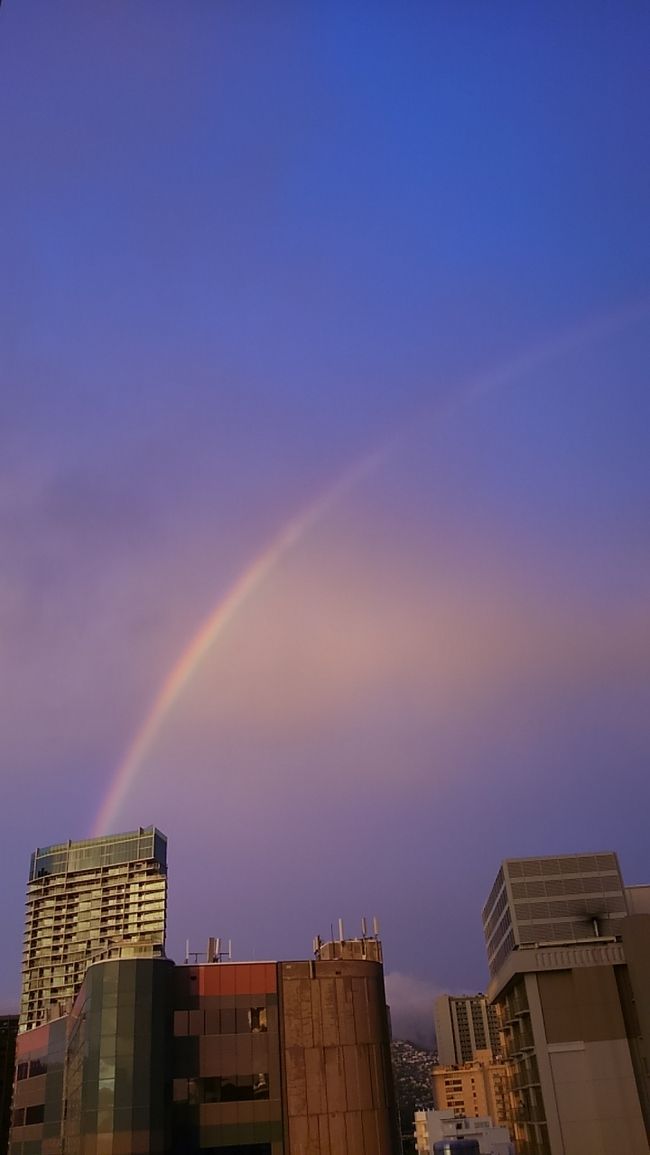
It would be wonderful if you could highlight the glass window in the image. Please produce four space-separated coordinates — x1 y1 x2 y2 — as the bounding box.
97 1080 115 1110
248 1007 268 1033
25 1104 45 1126
188 1010 204 1035
96 1108 114 1132
202 1077 221 1103
217 1077 239 1102
252 1073 269 1099
205 1010 220 1034
197 1074 270 1103
173 1079 188 1102
220 1008 236 1034
174 1011 189 1037
199 1147 271 1155
101 1003 120 1040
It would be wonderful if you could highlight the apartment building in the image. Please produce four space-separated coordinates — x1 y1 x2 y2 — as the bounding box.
432 1050 508 1127
482 852 650 1155
435 995 501 1065
20 828 167 1031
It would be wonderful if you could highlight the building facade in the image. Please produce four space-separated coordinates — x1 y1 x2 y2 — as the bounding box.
435 996 501 1066
414 1108 514 1155
20 828 167 1032
482 852 650 1155
431 1053 508 1128
10 938 400 1155
0 1017 18 1155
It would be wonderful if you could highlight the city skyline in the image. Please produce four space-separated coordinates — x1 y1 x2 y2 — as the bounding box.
1 0 649 1030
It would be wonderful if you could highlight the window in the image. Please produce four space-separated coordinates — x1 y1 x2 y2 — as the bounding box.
205 1010 220 1033
220 1008 236 1034
12 1108 25 1127
199 1147 271 1155
173 1078 189 1102
174 1011 189 1036
248 1007 268 1033
16 1062 29 1081
25 1104 45 1126
189 1075 270 1104
188 1009 204 1035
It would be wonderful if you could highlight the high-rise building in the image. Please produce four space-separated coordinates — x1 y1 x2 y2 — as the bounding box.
435 995 501 1065
482 852 650 1155
10 933 400 1155
431 1051 508 1128
20 827 167 1031
0 1017 18 1155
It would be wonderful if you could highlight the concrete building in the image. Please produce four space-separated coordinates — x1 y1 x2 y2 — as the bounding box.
20 828 167 1031
432 1052 508 1127
435 996 501 1065
10 936 400 1155
482 852 650 1155
415 1108 514 1155
0 1017 18 1155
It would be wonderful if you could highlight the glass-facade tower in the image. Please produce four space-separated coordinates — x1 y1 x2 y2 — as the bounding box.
20 827 167 1032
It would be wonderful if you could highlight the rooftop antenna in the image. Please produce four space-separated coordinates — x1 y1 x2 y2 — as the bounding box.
211 937 232 962
372 916 380 937
338 917 345 941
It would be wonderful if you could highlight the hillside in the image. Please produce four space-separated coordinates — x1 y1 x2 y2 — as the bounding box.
391 1039 436 1152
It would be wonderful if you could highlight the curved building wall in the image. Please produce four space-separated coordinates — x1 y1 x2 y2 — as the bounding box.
64 957 172 1155
278 958 400 1155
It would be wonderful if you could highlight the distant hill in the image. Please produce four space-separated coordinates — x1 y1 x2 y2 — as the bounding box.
391 1039 436 1153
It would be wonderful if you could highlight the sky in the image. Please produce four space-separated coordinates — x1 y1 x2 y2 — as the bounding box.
1 1 649 1039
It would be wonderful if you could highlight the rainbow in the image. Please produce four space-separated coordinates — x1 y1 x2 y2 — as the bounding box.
92 296 650 836
91 443 393 836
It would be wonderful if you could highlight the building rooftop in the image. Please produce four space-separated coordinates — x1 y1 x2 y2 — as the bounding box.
29 826 167 879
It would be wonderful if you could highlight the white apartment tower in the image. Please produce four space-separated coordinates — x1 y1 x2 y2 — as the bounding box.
20 827 167 1031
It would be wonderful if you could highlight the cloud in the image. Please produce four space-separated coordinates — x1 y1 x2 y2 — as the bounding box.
385 971 441 1047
